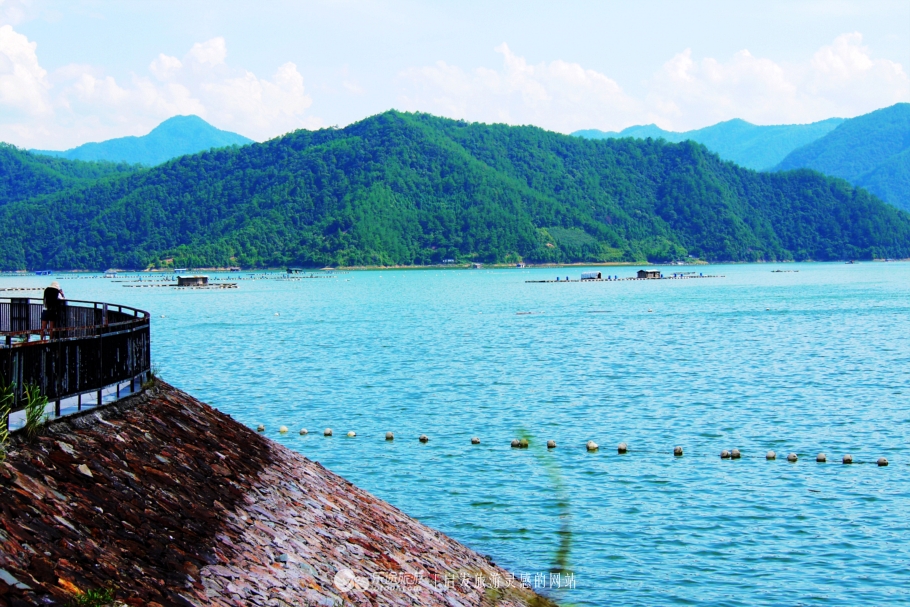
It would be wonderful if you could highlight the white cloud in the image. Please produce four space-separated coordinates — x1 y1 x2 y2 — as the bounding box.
200 62 314 136
0 24 50 116
186 37 227 67
0 0 32 27
803 32 909 110
647 48 799 127
0 30 320 148
398 43 639 132
342 80 364 95
647 32 909 129
1 25 907 149
399 34 909 133
149 53 182 81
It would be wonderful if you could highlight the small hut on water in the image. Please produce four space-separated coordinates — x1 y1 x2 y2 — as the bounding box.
177 275 208 287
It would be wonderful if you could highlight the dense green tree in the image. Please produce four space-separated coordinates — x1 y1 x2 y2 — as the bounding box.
775 103 910 211
0 143 138 207
1 111 909 270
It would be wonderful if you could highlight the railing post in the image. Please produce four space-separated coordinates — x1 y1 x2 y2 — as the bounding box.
3 298 150 420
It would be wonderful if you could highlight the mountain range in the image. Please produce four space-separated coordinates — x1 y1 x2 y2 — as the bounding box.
774 103 910 212
574 103 910 212
32 115 253 166
1 111 907 271
572 118 844 171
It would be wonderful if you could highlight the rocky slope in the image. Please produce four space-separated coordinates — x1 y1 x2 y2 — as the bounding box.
0 382 554 607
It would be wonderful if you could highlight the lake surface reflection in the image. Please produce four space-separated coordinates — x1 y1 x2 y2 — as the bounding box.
7 262 908 606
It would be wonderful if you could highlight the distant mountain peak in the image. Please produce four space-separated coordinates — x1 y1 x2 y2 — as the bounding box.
149 114 221 134
31 115 253 166
573 116 846 170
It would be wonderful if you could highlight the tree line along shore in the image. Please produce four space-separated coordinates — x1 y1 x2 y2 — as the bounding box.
1 111 909 272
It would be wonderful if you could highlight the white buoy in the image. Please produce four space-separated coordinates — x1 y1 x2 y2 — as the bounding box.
766 450 776 460
674 446 683 456
324 428 333 436
299 428 308 435
877 457 889 467
731 448 741 459
618 442 628 454
547 440 556 449
347 431 356 437
720 450 730 459
279 426 288 433
471 437 480 445
787 453 798 462
386 432 394 441
256 424 265 432
419 434 429 443
511 439 520 448
274 312 279 316
842 454 853 464
586 440 598 451
816 453 826 462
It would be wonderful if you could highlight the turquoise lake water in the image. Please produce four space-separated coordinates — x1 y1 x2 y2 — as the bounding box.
4 263 908 606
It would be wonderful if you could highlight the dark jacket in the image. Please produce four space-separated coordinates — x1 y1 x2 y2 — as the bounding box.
43 287 66 324
43 287 63 310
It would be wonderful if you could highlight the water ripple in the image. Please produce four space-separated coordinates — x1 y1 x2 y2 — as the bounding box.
11 262 908 606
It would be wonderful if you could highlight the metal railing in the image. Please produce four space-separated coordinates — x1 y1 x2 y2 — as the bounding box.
1 298 151 430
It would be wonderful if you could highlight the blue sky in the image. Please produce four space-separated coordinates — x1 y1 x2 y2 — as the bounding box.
1 0 908 148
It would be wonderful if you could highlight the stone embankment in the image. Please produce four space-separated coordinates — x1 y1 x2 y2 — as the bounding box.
0 382 555 607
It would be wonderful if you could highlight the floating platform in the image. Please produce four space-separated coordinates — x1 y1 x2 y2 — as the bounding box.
123 283 238 289
526 274 723 283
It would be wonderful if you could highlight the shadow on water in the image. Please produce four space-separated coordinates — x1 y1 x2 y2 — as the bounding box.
518 428 573 576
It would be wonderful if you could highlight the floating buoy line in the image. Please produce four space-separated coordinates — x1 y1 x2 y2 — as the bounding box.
250 425 896 467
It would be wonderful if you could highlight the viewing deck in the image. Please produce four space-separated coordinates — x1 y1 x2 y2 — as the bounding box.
1 298 150 430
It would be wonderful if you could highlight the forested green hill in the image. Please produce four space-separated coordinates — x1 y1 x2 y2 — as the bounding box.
1 111 908 270
0 144 138 206
775 104 910 211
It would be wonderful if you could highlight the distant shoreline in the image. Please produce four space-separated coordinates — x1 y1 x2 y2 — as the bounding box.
2 258 908 275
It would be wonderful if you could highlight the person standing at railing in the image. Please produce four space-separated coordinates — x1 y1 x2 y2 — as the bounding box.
41 281 66 339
